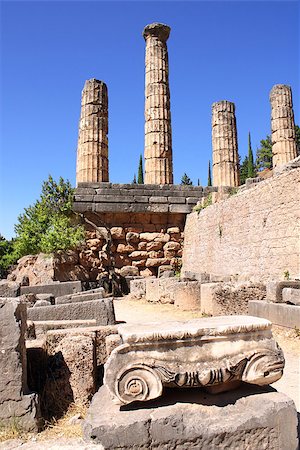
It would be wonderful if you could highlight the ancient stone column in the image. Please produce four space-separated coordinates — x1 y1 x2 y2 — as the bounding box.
270 84 297 168
143 23 173 184
76 79 109 184
212 101 240 187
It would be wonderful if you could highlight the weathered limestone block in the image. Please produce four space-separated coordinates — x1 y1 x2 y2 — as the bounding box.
174 281 201 310
146 257 170 268
212 100 240 187
46 333 96 407
76 79 109 183
0 279 20 297
32 319 97 339
143 23 173 184
33 299 51 307
270 84 297 168
55 288 105 305
129 278 147 298
0 298 39 431
145 277 179 303
282 287 300 306
27 298 115 326
249 300 300 328
201 282 266 316
266 280 300 303
110 227 125 240
47 324 119 367
119 266 139 277
20 280 82 297
104 316 284 406
84 385 298 450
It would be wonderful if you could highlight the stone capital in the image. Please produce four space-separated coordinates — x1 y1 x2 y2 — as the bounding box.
143 23 170 42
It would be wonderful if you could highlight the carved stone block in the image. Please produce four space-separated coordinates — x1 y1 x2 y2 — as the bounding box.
104 316 284 405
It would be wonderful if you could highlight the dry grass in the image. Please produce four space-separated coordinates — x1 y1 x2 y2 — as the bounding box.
272 324 300 355
0 403 87 444
0 419 30 442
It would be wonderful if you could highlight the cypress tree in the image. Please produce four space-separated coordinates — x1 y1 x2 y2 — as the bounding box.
247 132 255 178
137 154 144 184
181 173 193 185
132 174 137 184
240 156 249 184
207 160 212 186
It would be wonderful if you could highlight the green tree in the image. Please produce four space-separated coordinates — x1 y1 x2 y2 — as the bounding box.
207 160 212 186
240 156 249 185
137 154 144 184
181 173 193 185
0 235 18 278
132 174 137 184
256 135 273 171
247 132 256 178
13 175 85 258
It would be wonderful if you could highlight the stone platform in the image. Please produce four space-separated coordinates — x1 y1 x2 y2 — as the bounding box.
249 300 300 328
74 183 216 214
83 385 298 449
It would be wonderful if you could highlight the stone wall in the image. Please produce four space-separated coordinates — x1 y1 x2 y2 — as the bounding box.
182 165 300 282
9 214 185 282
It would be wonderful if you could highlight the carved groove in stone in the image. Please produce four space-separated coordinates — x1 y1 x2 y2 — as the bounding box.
270 84 297 168
76 79 109 184
143 23 173 184
104 316 284 405
212 101 240 187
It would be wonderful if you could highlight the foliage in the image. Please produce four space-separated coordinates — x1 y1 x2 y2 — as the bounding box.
137 154 144 184
256 135 273 171
132 174 137 184
193 193 212 214
181 173 193 185
240 156 249 185
0 235 19 278
207 160 212 186
13 175 85 258
228 187 238 196
247 132 256 178
283 270 290 281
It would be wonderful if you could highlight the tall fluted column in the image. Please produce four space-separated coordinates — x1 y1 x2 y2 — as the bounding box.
143 23 173 184
76 79 109 184
212 101 240 187
270 84 297 168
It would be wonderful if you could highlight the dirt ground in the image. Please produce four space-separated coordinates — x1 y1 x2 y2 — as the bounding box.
1 296 299 448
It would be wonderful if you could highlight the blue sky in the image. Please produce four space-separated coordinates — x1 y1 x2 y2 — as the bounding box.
0 0 299 239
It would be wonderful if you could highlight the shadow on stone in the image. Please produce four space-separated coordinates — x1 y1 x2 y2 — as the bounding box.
40 351 74 420
120 383 276 411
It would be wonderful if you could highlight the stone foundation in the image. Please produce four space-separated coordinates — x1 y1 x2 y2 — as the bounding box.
83 385 298 450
